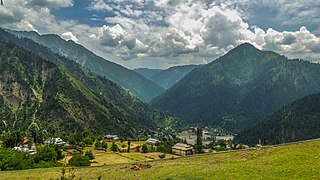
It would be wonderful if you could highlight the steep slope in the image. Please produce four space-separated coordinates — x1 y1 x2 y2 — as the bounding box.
0 38 162 136
0 29 167 132
236 92 320 145
7 30 164 102
152 43 320 132
150 64 201 89
134 68 163 79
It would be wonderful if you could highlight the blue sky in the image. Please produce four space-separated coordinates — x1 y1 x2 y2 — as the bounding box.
1 0 320 69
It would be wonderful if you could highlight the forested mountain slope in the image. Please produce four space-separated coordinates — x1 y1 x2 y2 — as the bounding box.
152 43 320 132
7 30 164 102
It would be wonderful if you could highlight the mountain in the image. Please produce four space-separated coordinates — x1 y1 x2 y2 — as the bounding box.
0 31 168 136
235 92 320 145
134 68 163 79
7 30 164 102
150 65 201 89
152 43 320 132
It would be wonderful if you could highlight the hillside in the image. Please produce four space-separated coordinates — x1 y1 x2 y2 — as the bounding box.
0 38 164 136
236 92 320 145
0 29 169 136
7 30 164 102
1 139 319 179
134 68 163 79
152 43 320 132
150 65 201 89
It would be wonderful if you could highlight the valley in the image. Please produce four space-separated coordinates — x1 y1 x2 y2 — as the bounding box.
1 138 319 179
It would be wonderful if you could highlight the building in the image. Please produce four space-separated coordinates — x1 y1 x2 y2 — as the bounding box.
103 134 119 142
172 143 194 156
44 138 66 146
146 138 160 145
13 147 36 155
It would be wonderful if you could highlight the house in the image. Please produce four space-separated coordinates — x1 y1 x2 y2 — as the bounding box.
172 143 194 156
13 147 36 155
44 138 66 146
103 135 119 142
146 138 160 145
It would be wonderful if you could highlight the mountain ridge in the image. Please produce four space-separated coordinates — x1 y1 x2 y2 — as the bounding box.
152 43 320 132
7 29 164 102
0 30 170 136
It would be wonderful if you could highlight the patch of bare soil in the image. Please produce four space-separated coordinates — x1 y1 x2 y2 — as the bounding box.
130 163 152 171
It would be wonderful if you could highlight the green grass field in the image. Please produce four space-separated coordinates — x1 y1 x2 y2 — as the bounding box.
1 140 320 179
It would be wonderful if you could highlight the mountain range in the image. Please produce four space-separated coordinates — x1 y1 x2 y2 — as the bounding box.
152 43 320 132
134 68 163 79
135 65 201 89
7 30 164 102
0 29 169 136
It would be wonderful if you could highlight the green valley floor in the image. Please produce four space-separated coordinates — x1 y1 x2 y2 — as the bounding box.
1 139 320 179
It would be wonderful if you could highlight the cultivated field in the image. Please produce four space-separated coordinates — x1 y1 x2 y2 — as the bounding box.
1 139 320 179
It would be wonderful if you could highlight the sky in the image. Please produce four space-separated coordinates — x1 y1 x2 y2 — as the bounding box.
0 0 320 69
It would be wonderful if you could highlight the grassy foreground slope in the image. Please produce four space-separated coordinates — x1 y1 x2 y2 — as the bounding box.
1 140 320 179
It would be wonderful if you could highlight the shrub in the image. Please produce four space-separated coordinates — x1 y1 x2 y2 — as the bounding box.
101 141 108 150
82 137 93 146
94 141 101 150
158 153 166 159
84 150 95 160
34 161 60 168
35 146 58 163
0 148 34 171
110 142 119 152
68 154 90 166
142 144 148 153
136 145 141 152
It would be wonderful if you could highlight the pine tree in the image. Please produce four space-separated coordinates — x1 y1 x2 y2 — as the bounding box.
195 127 203 154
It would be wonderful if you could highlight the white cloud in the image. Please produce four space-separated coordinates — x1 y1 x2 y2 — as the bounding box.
61 32 78 43
90 24 148 59
89 0 113 12
261 26 320 60
1 0 320 69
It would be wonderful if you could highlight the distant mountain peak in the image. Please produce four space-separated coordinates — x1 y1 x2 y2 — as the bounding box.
237 42 257 49
226 42 258 55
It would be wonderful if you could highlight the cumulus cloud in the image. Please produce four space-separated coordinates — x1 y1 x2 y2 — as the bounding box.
261 26 320 60
85 0 320 68
61 32 78 43
90 24 148 59
1 0 320 69
89 0 113 12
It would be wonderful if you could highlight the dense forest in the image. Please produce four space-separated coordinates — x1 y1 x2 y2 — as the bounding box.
152 43 320 132
8 30 164 102
0 37 171 136
235 92 320 145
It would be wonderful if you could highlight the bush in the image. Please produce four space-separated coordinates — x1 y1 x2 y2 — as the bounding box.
82 137 93 146
68 154 90 166
84 150 94 160
34 161 60 168
0 148 34 171
141 144 148 153
136 145 141 152
101 141 108 150
35 146 58 163
94 141 101 150
158 153 166 159
110 142 119 152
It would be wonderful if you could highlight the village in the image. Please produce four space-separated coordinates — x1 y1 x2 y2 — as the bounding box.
9 127 248 167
